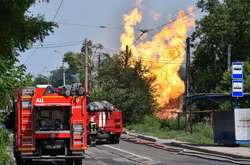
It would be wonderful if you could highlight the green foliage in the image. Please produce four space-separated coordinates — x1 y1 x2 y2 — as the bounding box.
215 60 250 110
53 40 103 87
128 116 214 144
63 52 84 83
160 116 186 130
0 64 32 106
92 55 157 124
0 129 10 165
191 0 250 93
50 69 63 87
33 74 49 85
0 0 56 108
34 51 83 87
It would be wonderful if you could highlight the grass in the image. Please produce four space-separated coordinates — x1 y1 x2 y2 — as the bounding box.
127 116 214 145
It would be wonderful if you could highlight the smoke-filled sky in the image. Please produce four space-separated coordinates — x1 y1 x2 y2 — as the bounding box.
19 0 200 76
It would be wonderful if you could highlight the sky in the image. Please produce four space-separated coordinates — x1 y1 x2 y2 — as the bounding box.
19 0 199 76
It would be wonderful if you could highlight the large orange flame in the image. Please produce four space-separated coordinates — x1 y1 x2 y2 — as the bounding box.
120 7 195 119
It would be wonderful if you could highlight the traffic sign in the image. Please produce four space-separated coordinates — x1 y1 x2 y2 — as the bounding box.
232 80 244 97
232 62 243 79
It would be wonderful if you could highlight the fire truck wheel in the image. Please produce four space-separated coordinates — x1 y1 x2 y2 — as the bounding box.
16 158 29 165
110 135 120 144
66 158 82 165
65 159 73 165
89 135 96 147
74 158 83 165
115 137 120 144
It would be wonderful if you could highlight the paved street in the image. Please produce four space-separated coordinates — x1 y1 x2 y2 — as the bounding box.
30 140 234 165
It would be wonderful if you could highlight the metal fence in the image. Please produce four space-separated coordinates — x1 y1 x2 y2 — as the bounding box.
171 110 219 133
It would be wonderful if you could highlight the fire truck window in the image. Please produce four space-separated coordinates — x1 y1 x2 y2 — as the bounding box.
35 107 70 131
40 110 50 118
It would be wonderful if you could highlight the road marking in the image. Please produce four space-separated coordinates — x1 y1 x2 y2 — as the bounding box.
103 145 153 161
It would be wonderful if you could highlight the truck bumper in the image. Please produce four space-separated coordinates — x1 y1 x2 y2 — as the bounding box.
21 154 85 160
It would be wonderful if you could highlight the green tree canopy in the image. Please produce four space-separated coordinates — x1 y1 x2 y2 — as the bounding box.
33 74 49 86
63 51 84 82
191 0 250 93
92 54 157 124
0 0 56 107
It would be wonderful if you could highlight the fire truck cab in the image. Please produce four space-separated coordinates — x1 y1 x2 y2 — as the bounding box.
14 85 87 165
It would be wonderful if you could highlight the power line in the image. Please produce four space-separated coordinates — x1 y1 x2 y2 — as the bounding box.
57 22 125 31
135 8 198 43
32 40 84 47
151 8 198 31
31 42 82 49
133 53 184 64
24 0 64 64
52 0 64 21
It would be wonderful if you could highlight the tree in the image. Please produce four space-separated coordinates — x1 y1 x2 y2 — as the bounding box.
92 54 157 124
80 39 103 90
191 0 250 93
63 52 84 82
215 59 250 110
33 74 49 85
62 40 103 89
49 66 79 87
0 0 56 107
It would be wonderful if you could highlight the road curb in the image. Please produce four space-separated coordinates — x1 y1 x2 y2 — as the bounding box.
124 131 158 142
170 142 250 160
179 151 250 165
125 131 250 160
137 135 157 142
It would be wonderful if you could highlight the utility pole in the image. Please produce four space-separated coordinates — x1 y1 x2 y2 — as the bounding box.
84 39 89 94
227 44 231 72
62 61 66 86
98 53 101 69
125 45 129 68
184 37 191 132
184 37 191 111
186 37 191 98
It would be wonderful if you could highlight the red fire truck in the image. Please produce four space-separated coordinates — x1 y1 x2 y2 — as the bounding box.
13 85 87 165
88 101 122 146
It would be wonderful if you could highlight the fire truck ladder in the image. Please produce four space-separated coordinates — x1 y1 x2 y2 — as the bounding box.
20 96 35 151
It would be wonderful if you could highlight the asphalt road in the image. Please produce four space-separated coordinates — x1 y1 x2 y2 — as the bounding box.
30 140 234 165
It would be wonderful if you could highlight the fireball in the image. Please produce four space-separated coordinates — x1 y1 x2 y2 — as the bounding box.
120 6 195 119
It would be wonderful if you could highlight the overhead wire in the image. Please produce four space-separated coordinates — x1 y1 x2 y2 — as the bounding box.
52 0 64 21
130 8 198 64
31 43 82 49
57 22 126 31
32 40 84 47
27 6 197 57
134 53 185 65
24 0 64 64
26 6 197 66
134 7 198 43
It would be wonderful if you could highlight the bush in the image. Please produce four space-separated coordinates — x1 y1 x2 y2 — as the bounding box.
0 128 10 165
160 116 186 130
92 55 156 125
128 115 214 144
